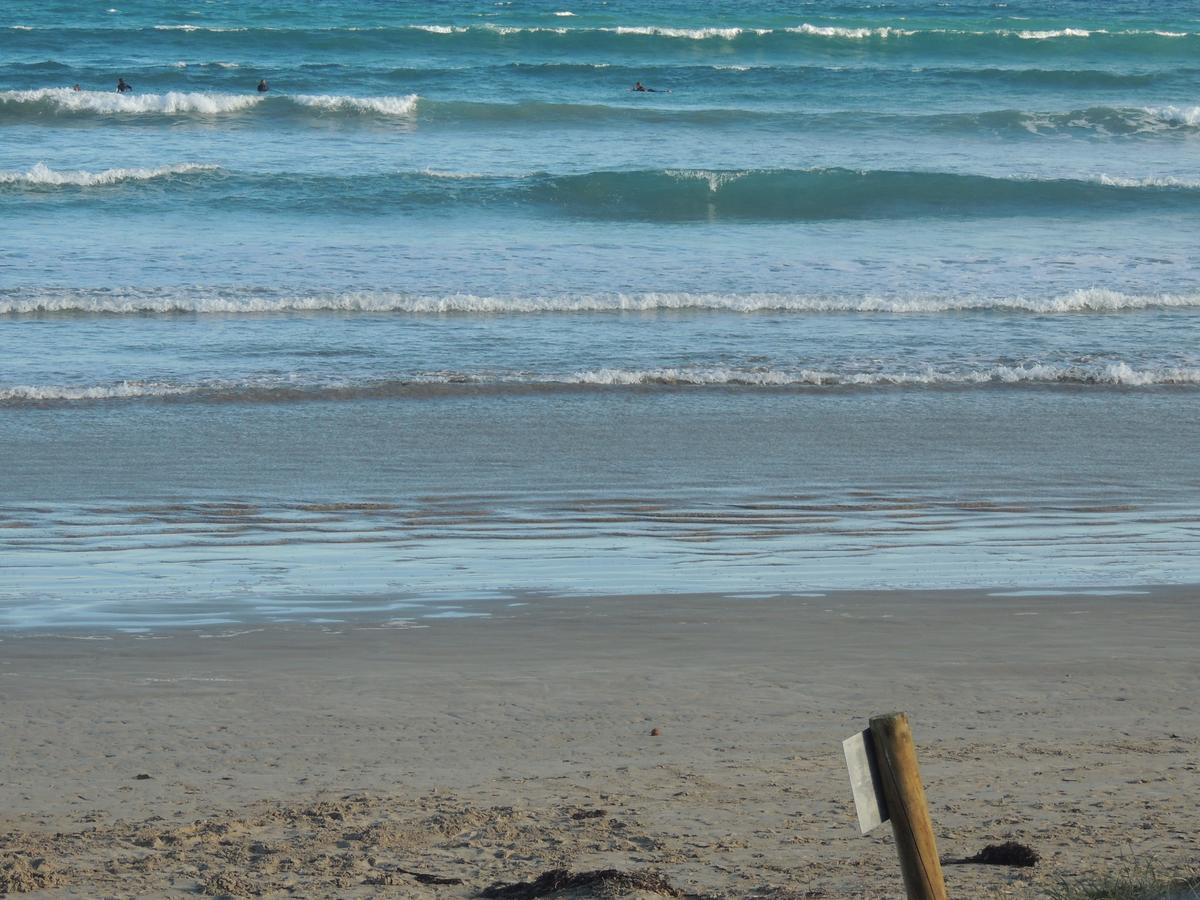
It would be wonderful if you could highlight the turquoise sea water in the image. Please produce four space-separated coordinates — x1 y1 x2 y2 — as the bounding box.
2 1 1199 628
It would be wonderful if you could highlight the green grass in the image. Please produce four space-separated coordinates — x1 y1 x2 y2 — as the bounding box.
1046 861 1200 900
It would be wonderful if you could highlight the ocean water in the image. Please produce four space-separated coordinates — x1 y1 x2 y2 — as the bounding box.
2 0 1199 629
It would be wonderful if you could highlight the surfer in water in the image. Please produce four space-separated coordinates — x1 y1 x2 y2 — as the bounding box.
116 77 132 93
257 79 269 92
632 81 669 93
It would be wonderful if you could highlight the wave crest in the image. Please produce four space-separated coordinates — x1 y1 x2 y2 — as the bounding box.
0 161 219 187
3 89 1195 138
0 87 263 114
0 87 419 118
291 93 419 115
787 23 913 38
3 288 1199 316
610 25 764 39
570 362 1200 387
4 362 1198 408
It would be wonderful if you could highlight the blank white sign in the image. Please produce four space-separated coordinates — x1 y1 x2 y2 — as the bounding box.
843 729 888 834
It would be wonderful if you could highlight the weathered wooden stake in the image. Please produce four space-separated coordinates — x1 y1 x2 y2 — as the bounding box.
869 712 948 900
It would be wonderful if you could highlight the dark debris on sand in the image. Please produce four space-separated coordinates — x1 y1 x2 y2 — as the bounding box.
369 867 465 885
479 867 686 898
947 841 1040 868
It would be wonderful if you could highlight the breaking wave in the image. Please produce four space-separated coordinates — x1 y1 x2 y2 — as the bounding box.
290 93 420 115
5 23 1197 62
0 87 419 119
30 22 1194 39
5 362 1198 407
4 288 1199 316
0 161 219 187
0 87 265 115
567 362 1200 387
4 61 1189 94
4 89 1197 141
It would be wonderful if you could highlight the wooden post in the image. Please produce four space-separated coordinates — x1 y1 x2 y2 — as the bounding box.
869 712 947 900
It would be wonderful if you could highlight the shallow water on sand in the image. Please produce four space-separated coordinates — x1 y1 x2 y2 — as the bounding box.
3 390 1198 628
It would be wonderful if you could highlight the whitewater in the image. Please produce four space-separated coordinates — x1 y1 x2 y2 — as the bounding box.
3 0 1200 628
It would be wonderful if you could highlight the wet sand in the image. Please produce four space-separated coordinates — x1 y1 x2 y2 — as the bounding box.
1 588 1198 897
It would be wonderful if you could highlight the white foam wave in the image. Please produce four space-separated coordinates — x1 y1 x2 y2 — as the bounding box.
0 88 420 117
780 24 1189 40
1145 105 1200 127
291 93 419 116
392 22 1155 40
484 24 568 35
0 382 193 403
1017 28 1092 39
3 289 1200 317
5 362 1198 405
0 161 219 187
788 23 913 38
612 26 761 39
0 87 263 114
1096 173 1200 188
553 11 575 16
568 363 1200 387
153 24 246 32
118 22 1192 40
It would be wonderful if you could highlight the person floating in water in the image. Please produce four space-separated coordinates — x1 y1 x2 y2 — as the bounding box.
116 77 132 93
71 84 82 92
257 79 269 92
632 81 669 93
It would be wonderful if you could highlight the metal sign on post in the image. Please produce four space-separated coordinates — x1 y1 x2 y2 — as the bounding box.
842 713 948 900
843 729 888 833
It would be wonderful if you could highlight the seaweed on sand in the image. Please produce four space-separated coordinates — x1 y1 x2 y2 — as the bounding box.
479 867 686 898
945 841 1040 868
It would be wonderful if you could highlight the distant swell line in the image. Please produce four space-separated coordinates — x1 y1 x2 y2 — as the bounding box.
4 91 1198 139
3 62 1193 92
5 166 1199 219
12 23 1198 41
416 101 1200 134
4 289 1200 316
4 363 1199 407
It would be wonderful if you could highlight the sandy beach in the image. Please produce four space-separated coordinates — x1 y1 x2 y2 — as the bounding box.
2 587 1197 897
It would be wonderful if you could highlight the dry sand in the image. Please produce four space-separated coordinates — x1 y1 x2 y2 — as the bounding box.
1 588 1198 898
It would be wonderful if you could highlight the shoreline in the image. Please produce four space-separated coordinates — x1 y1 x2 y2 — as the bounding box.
2 587 1198 896
0 583 1182 638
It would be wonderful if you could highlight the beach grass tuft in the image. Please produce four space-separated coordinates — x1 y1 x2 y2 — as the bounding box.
1046 861 1200 900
